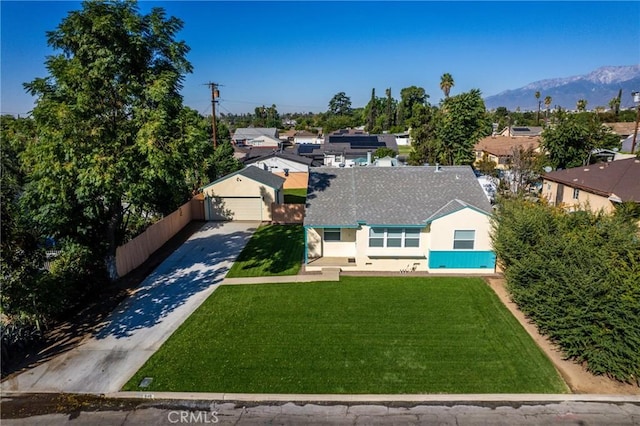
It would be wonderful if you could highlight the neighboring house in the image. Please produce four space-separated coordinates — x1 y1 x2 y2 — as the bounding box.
201 167 285 221
605 122 637 141
373 156 400 167
293 130 320 144
394 131 411 146
473 135 541 170
620 134 638 154
499 126 543 137
541 157 640 213
296 133 398 167
243 151 312 189
232 128 279 147
303 166 495 273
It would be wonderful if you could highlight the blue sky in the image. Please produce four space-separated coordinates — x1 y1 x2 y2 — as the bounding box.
2 1 639 116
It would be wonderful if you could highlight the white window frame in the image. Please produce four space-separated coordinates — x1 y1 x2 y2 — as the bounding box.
572 188 579 200
323 228 341 241
453 230 475 250
368 228 421 248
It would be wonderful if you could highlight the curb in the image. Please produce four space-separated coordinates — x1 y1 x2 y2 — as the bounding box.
3 391 638 404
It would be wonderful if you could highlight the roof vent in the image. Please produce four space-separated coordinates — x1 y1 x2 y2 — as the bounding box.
583 168 589 172
435 163 442 172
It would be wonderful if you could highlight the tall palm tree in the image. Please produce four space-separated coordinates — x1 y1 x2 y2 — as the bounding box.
544 96 552 121
535 91 541 124
440 73 454 98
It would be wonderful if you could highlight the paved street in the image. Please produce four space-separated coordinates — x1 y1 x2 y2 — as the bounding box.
2 399 639 425
1 222 259 394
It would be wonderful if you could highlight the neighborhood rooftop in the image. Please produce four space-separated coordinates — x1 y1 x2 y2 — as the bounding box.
474 135 541 157
304 166 492 227
202 165 285 190
543 157 640 202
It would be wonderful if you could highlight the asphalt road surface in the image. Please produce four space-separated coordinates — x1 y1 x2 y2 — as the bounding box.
2 394 639 425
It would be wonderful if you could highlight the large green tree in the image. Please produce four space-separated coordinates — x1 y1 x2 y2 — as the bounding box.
434 89 490 165
328 92 352 116
541 110 619 169
398 86 427 127
22 1 193 280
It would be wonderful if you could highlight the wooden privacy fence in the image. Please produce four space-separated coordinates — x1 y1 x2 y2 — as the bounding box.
271 203 305 224
115 195 205 277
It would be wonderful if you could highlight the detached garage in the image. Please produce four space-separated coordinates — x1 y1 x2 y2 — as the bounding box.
201 167 285 222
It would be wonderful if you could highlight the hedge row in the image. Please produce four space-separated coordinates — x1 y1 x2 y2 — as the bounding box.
492 199 640 384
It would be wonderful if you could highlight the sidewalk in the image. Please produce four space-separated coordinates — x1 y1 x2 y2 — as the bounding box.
221 267 340 285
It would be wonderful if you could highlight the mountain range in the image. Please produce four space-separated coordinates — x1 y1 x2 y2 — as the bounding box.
484 65 640 111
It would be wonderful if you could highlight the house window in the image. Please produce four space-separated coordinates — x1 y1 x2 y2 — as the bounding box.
453 230 475 250
404 229 421 247
572 188 579 199
369 228 385 247
369 228 421 248
324 228 341 241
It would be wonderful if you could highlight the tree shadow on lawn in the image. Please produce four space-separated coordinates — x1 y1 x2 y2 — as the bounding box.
93 222 256 340
234 225 303 275
1 221 208 379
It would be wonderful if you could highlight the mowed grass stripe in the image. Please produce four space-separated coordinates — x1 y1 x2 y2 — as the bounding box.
124 277 567 394
225 224 303 277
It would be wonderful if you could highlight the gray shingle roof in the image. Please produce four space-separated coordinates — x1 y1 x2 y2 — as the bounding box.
238 166 286 189
243 150 313 166
304 166 492 227
232 127 278 141
202 166 285 191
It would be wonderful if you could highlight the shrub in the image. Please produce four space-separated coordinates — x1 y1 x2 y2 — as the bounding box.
492 198 640 384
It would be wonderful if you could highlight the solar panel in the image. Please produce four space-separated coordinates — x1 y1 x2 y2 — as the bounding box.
297 144 320 154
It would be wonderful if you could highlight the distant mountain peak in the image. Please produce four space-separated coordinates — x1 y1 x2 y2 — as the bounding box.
486 65 640 111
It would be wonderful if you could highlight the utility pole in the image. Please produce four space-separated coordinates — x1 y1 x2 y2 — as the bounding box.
632 91 640 155
207 82 220 149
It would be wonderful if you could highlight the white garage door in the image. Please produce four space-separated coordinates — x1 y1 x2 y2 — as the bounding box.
208 196 263 221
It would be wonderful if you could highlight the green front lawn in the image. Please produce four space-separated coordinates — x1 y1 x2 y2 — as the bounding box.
398 145 412 155
283 188 306 204
124 277 567 394
225 224 303 277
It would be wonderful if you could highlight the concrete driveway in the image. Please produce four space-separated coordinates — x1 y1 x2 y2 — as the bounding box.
2 221 259 394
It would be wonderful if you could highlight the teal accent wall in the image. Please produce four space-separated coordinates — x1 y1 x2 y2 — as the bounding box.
428 251 496 269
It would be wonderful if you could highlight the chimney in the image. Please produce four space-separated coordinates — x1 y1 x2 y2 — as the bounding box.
435 163 441 172
367 151 372 166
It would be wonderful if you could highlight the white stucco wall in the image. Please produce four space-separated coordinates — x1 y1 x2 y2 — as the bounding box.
429 208 492 252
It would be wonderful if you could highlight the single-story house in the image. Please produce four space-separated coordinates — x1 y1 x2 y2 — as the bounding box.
303 166 496 273
541 157 640 213
473 136 541 169
232 128 280 147
295 133 399 167
201 167 285 221
243 151 312 189
293 130 320 145
499 126 543 137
